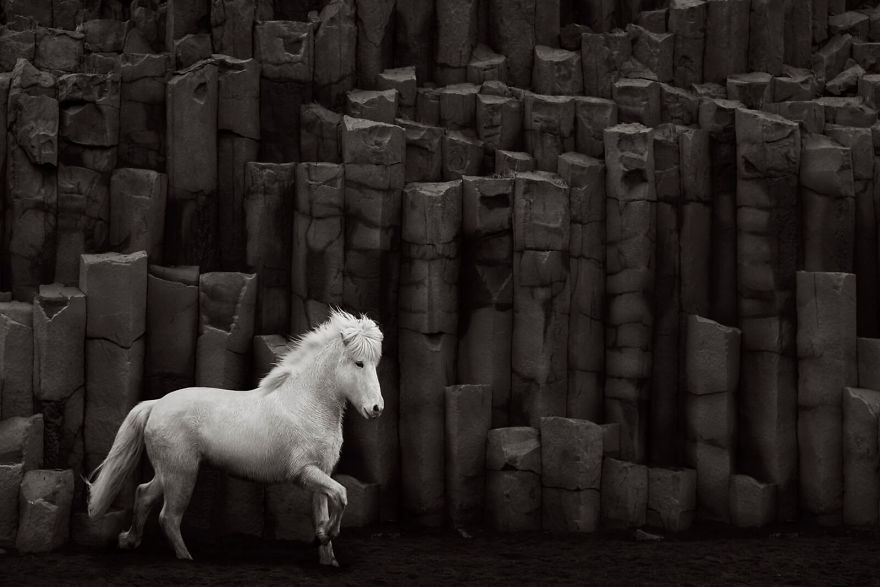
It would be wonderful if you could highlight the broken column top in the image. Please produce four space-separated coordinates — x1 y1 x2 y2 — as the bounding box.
402 181 462 245
486 427 541 474
254 20 314 82
341 115 405 166
735 108 801 177
148 265 200 286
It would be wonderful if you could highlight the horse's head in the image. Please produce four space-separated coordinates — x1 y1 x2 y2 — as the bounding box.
336 315 384 420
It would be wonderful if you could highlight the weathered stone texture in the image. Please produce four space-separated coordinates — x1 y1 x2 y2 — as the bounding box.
842 387 880 525
0 301 34 417
601 458 647 528
445 384 491 528
16 469 74 553
146 266 199 399
541 417 602 532
486 427 541 531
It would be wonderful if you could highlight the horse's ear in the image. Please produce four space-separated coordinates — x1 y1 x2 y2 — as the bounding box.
340 332 348 346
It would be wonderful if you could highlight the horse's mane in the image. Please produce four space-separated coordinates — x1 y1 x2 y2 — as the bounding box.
258 309 383 393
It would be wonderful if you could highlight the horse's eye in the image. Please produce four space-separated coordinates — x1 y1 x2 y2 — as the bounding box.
355 361 364 368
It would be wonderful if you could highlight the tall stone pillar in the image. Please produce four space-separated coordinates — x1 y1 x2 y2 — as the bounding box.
511 172 570 427
356 0 395 89
340 116 404 521
557 153 605 422
458 176 514 428
603 123 656 464
399 181 461 525
735 108 800 521
313 0 357 107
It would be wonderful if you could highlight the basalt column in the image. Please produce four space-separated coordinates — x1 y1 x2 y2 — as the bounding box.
313 0 357 108
797 271 857 526
399 181 461 525
33 285 85 493
340 116 404 521
826 125 879 337
458 176 514 427
436 0 479 85
256 20 313 162
291 162 345 337
356 0 395 89
166 60 218 270
56 71 120 286
145 265 199 399
735 109 801 522
5 60 58 301
603 123 656 464
119 53 170 171
244 162 295 335
80 251 147 509
557 153 605 422
395 0 434 82
511 172 570 427
650 124 684 465
699 98 741 327
216 55 260 272
0 300 34 418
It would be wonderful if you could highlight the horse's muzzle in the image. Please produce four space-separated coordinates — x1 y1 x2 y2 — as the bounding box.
362 404 383 419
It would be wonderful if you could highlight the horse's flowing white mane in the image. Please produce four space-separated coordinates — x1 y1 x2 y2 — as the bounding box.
258 309 383 392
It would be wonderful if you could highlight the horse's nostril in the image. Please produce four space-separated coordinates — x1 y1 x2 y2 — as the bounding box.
372 404 380 413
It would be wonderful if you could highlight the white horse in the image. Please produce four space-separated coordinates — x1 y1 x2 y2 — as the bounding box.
86 309 384 566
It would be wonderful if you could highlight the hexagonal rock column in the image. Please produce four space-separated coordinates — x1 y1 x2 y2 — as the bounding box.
398 120 443 183
54 164 109 288
511 172 570 427
313 0 356 107
842 387 880 525
376 66 417 120
255 20 314 163
33 285 85 479
650 125 684 466
195 271 257 391
166 0 210 50
679 128 712 319
800 134 855 273
797 271 857 525
684 315 740 523
668 0 706 89
145 266 199 399
445 384 491 528
859 338 880 388
79 252 147 499
346 89 398 124
826 125 878 336
573 97 617 159
603 123 656 464
458 177 514 428
523 93 574 173
435 0 478 85
486 427 541 531
581 31 630 99
291 163 345 337
467 45 507 85
558 153 605 422
399 180 461 526
16 469 74 553
109 168 167 261
216 55 260 272
5 60 58 302
630 25 674 84
0 415 42 544
495 151 534 176
783 0 813 68
699 98 741 327
0 301 34 417
166 60 218 270
442 131 483 181
647 468 696 532
729 474 775 528
540 418 602 532
57 72 119 160
339 116 404 522
119 53 170 171
601 458 647 529
300 103 342 164
211 0 254 58
735 109 800 522
488 0 538 88
613 79 661 128
243 162 295 336
356 0 395 89
532 46 583 96
394 0 434 82
749 0 784 75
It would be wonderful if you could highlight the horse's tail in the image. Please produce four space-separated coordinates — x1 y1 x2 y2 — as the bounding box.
86 400 156 518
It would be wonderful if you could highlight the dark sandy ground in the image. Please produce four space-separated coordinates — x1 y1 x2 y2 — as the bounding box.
3 523 880 586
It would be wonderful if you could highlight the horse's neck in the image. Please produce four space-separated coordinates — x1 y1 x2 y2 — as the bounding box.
276 346 345 432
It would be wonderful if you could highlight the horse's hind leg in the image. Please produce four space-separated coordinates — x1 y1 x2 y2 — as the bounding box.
312 493 338 567
157 465 198 561
119 478 163 550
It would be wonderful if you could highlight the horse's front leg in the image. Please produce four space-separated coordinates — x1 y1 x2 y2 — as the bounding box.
300 466 347 558
312 492 338 567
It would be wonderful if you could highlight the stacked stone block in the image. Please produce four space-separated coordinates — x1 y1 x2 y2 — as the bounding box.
541 417 602 532
486 427 541 531
0 300 34 417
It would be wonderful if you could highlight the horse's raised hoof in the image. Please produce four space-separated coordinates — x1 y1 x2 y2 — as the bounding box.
319 552 339 567
176 552 194 561
117 531 139 550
